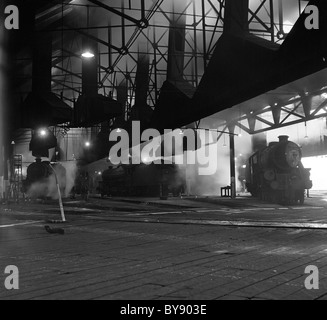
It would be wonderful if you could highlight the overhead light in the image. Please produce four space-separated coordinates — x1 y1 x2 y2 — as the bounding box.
304 122 309 139
85 141 91 147
82 6 95 59
223 134 227 147
81 50 95 58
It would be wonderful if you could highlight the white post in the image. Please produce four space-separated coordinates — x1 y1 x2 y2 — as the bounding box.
49 164 66 222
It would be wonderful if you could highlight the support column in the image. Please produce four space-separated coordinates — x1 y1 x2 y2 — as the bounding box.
201 0 207 70
82 6 99 97
228 125 236 199
82 37 99 96
167 0 187 82
0 4 8 201
224 0 249 36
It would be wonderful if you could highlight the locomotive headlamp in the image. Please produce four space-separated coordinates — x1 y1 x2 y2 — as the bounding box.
38 128 48 137
30 129 57 157
85 141 91 147
285 147 301 168
142 157 152 165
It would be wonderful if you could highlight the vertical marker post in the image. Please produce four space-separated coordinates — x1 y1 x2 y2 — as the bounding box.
49 164 66 222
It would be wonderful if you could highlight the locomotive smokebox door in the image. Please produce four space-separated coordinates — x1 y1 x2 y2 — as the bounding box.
246 135 312 205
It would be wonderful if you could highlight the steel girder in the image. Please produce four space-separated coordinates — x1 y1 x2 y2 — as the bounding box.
14 0 311 128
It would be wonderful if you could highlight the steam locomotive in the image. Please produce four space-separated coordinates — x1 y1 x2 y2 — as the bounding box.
98 163 185 198
23 159 91 199
23 159 66 198
245 135 312 205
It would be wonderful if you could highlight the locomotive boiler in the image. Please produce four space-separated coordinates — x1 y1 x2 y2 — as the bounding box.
245 135 312 204
23 158 66 198
98 163 185 198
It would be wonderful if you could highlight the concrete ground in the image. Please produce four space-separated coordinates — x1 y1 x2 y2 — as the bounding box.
1 192 327 300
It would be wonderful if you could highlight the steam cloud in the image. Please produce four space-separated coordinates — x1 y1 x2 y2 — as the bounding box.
25 161 77 199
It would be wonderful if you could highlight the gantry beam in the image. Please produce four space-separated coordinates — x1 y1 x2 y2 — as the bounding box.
221 89 327 136
87 0 144 27
14 0 311 128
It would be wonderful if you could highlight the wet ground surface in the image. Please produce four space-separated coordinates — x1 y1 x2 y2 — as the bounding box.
1 192 327 300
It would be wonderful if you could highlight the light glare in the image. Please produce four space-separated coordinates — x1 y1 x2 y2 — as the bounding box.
81 51 95 58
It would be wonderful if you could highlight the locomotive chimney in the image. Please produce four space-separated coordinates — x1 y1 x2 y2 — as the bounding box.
278 135 289 142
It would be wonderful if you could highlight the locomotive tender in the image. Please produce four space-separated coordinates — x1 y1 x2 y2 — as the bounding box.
246 135 312 204
98 163 185 198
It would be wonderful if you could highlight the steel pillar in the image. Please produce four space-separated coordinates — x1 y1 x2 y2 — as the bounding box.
224 0 249 35
167 0 187 82
0 4 8 200
228 125 236 199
